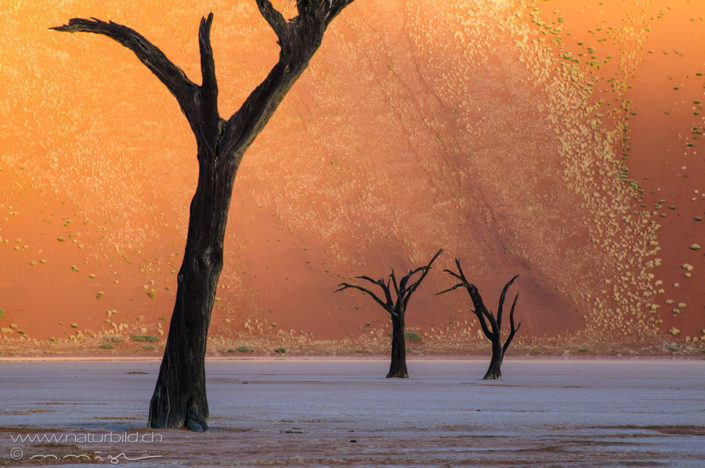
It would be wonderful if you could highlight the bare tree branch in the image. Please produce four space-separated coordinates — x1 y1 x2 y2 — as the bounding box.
196 13 224 153
297 0 355 23
256 0 290 44
502 293 520 354
336 282 391 314
467 285 495 341
381 278 394 308
435 282 466 296
390 269 400 297
398 274 409 296
325 0 356 22
439 259 497 340
496 274 519 335
405 248 443 297
198 13 217 109
51 18 198 119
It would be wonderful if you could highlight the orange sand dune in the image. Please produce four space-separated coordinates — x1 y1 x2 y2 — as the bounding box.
0 0 703 356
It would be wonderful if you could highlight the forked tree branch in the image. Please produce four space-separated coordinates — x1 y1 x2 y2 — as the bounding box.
406 249 443 291
337 249 442 318
402 248 443 307
437 259 520 344
496 275 519 334
503 293 521 354
437 259 495 337
256 0 290 44
53 0 355 162
466 283 496 341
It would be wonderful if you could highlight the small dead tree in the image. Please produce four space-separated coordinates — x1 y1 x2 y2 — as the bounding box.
52 0 354 431
438 259 520 380
336 249 442 378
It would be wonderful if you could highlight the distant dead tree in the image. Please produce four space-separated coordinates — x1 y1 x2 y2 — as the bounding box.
52 0 354 431
438 259 520 380
336 249 443 378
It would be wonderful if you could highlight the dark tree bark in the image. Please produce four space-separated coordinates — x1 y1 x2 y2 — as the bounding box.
337 249 442 378
389 313 407 378
52 0 354 431
438 260 520 380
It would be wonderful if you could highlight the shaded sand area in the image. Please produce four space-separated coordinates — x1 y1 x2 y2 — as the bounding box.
1 359 704 465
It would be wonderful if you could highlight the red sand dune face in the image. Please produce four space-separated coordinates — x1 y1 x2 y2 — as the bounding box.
0 0 702 350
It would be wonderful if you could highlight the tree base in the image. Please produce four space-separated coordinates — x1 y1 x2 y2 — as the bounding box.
185 412 209 432
483 360 503 380
148 354 210 431
482 371 502 380
149 405 209 431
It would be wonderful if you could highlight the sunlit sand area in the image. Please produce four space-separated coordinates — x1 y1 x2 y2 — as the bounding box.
1 359 704 465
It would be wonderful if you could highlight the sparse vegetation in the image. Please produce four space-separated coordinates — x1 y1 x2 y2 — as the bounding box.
99 343 114 350
404 331 422 342
130 335 160 343
274 347 287 355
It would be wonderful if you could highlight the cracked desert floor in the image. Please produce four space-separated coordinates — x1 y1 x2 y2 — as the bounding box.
1 359 704 466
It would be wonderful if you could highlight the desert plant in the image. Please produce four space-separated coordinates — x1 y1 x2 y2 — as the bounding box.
404 331 422 342
131 335 160 343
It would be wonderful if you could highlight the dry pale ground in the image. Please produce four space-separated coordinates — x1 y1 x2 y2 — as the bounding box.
1 358 704 466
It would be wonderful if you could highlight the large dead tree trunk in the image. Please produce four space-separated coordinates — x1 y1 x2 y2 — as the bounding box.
52 0 354 431
438 259 520 380
388 312 407 378
337 249 442 378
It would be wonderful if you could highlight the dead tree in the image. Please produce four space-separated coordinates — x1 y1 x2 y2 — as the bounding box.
438 259 520 380
52 0 354 431
336 249 442 378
